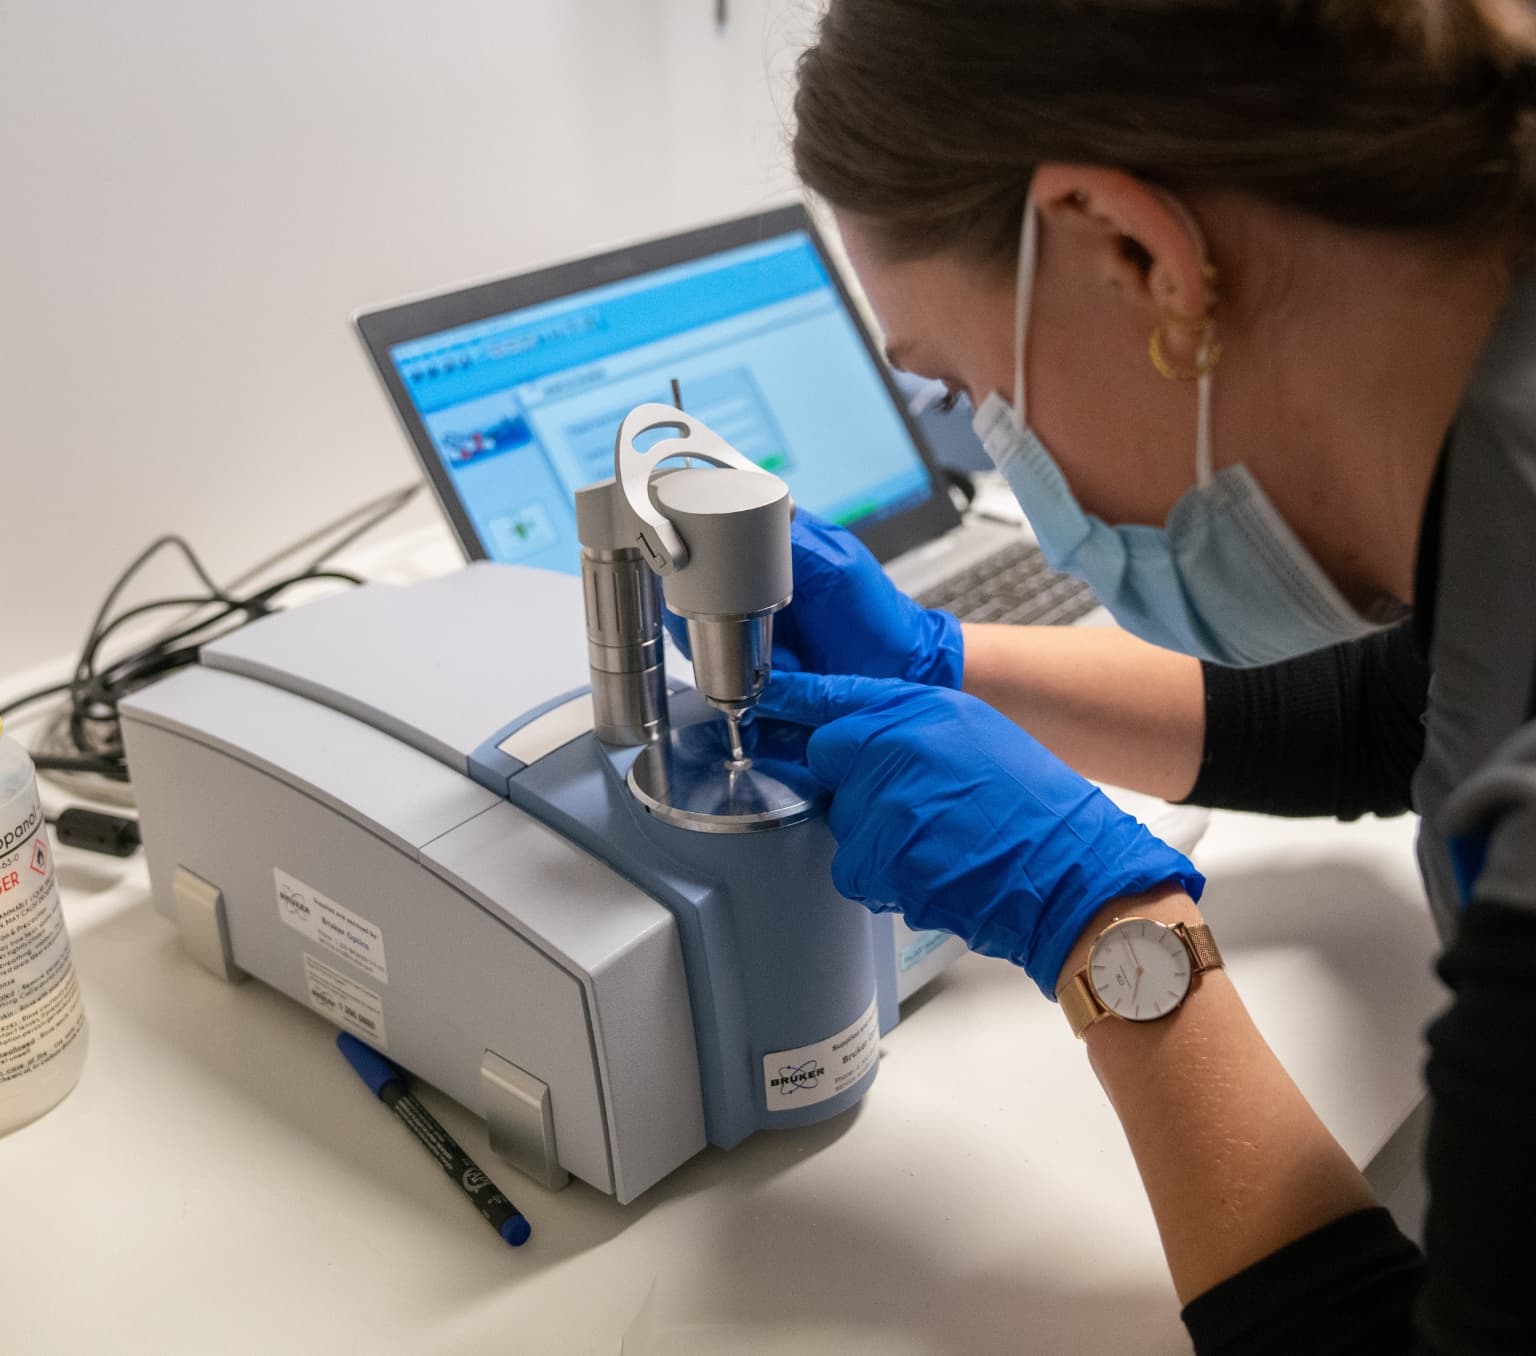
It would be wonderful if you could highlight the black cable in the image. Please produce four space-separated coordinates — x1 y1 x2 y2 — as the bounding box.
300 486 421 574
84 640 205 705
49 564 370 785
62 540 225 750
78 595 230 686
4 571 325 737
84 594 225 647
0 680 74 721
21 489 411 796
85 601 243 689
223 482 421 594
75 535 230 687
80 570 357 686
258 568 365 593
31 753 131 781
81 569 363 701
10 492 408 729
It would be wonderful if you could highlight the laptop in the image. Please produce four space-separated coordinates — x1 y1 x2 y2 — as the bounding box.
355 203 1097 630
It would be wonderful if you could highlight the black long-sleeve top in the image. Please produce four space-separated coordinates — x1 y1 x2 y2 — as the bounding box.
1174 623 1434 1350
1173 412 1536 1349
1177 895 1536 1353
1187 621 1432 822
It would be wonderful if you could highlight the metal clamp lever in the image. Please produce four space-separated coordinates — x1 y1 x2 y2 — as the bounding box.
614 402 782 574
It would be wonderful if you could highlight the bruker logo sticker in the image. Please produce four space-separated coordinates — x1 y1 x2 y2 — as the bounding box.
771 1060 824 1096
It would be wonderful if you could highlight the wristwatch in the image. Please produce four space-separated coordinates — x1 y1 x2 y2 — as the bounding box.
1058 917 1224 1039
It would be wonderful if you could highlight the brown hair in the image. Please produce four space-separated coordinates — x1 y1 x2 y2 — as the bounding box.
793 0 1536 265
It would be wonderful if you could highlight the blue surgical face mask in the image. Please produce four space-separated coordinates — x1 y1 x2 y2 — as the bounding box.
969 198 1403 666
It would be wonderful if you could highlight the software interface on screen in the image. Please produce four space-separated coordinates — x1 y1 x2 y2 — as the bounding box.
388 232 933 575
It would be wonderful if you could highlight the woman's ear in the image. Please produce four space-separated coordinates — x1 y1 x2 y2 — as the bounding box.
1031 163 1216 366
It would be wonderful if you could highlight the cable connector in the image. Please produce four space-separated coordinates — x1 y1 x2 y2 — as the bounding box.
52 808 142 857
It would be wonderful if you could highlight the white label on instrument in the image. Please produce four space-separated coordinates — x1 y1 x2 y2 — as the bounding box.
275 868 388 983
303 953 388 1048
898 929 952 973
761 993 879 1112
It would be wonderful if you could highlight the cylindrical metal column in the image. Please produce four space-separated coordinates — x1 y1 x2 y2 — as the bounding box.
582 548 667 746
575 480 668 747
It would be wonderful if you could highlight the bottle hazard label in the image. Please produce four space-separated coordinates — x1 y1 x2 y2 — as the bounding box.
0 783 86 1086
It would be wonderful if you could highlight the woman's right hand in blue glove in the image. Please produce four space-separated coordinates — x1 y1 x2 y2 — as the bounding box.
665 513 964 687
758 669 1205 997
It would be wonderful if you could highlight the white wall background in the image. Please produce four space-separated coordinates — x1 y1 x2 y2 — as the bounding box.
2 0 816 677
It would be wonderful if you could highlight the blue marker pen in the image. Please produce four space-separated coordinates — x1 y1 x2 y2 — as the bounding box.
336 1031 531 1247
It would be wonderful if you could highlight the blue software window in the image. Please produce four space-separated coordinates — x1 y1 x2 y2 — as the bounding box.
390 233 931 575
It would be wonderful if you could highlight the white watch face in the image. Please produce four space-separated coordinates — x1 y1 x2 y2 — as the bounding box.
1088 919 1191 1022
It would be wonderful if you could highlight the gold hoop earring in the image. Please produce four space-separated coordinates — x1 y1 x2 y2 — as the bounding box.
1148 320 1221 382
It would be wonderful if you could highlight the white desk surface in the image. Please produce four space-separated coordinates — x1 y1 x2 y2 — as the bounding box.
6 807 1439 1356
4 522 1445 1355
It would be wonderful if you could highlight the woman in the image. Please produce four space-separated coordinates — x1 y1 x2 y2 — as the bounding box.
755 2 1536 1349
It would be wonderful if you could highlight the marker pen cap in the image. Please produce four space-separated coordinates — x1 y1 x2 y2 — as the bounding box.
336 1030 401 1098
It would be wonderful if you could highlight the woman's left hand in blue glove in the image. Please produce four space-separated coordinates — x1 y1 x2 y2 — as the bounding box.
757 670 1205 997
663 513 964 686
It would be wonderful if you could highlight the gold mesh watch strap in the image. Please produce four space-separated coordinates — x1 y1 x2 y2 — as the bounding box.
1059 971 1106 1040
1176 922 1224 973
1060 920 1224 1040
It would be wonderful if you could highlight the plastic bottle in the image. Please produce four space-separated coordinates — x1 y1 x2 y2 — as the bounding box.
0 720 88 1134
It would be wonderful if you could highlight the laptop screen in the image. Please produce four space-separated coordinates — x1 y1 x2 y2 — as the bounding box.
359 207 958 575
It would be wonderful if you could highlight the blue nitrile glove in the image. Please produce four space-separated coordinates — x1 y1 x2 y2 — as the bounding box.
758 671 1205 997
663 513 964 686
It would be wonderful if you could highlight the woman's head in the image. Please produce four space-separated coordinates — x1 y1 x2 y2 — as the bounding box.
796 1 1535 609
795 1 1536 269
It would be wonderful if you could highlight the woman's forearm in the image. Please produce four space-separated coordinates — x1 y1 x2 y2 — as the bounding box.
962 623 1206 799
1059 887 1378 1303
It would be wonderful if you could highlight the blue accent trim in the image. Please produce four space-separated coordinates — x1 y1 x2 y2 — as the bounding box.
507 737 751 1147
500 1214 532 1247
468 748 522 797
1448 830 1491 906
506 693 880 1149
466 685 592 792
502 686 594 741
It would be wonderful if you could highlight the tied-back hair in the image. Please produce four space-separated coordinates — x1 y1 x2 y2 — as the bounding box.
792 0 1536 265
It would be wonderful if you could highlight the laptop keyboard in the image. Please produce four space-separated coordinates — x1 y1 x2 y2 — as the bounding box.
915 540 1099 627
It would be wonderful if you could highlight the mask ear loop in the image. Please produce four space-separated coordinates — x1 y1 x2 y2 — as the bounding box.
1019 187 1216 484
1150 315 1219 484
1155 190 1218 490
1013 197 1039 426
1195 365 1214 488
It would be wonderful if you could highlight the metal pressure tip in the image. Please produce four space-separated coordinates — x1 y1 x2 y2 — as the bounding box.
724 713 746 765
